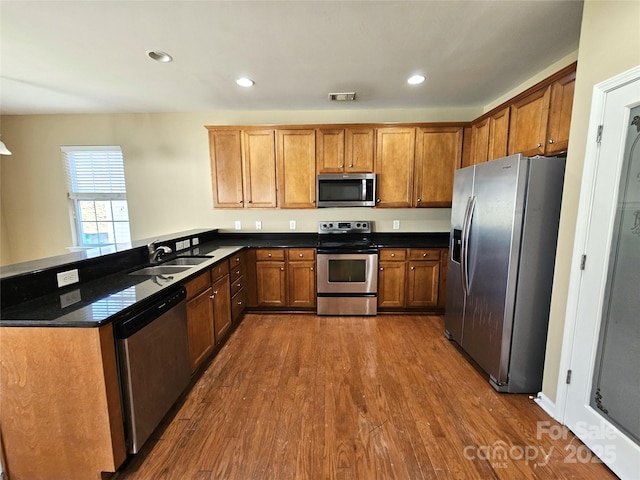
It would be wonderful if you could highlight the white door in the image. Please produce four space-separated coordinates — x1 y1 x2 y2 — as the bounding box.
561 67 640 480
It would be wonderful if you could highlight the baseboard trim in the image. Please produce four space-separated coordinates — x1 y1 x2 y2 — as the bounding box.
534 392 557 420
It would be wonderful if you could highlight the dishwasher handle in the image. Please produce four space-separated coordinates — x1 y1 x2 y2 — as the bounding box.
114 286 186 339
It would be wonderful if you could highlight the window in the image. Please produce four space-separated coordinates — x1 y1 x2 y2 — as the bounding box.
61 146 131 248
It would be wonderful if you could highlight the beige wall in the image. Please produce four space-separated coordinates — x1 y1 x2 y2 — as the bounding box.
542 0 640 403
0 107 480 265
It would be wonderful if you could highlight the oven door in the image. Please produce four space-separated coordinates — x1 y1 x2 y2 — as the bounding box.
316 253 378 294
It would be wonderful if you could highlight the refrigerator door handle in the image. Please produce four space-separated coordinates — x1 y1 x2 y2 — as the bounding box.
461 195 476 296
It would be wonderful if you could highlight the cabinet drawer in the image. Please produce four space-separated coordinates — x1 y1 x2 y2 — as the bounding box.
230 263 244 282
229 253 243 266
211 260 229 281
232 289 247 321
408 249 440 261
255 249 285 261
184 271 211 299
287 248 316 261
379 249 406 261
231 276 244 297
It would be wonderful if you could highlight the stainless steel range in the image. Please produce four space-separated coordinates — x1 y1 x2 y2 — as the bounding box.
316 221 378 315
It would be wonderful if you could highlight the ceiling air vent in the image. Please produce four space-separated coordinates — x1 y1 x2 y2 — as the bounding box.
328 92 356 102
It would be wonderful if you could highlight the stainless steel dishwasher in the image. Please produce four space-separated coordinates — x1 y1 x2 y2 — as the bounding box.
114 286 190 453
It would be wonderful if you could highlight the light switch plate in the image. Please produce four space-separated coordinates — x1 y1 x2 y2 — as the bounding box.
192 237 199 245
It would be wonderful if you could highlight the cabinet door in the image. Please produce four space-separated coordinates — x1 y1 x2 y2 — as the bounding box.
243 130 277 208
187 286 215 371
287 261 316 308
212 275 231 343
545 71 575 154
460 126 474 169
406 260 439 308
209 130 244 208
487 107 510 161
316 128 345 173
375 127 415 207
508 85 551 156
470 117 490 165
345 127 375 172
378 261 406 308
256 261 287 307
414 126 462 207
276 129 316 208
438 248 449 309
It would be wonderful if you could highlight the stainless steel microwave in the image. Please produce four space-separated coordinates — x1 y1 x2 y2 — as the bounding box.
316 173 376 207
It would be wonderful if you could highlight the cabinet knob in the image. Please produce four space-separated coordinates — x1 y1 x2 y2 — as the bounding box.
348 164 353 168
239 200 243 204
236 270 240 275
268 253 272 257
312 200 316 204
248 200 252 204
423 253 427 257
209 294 215 299
548 139 555 144
411 266 415 270
339 164 344 168
237 283 241 287
280 267 284 271
376 199 381 203
537 143 542 148
380 267 384 271
417 198 421 203
310 267 314 271
391 253 395 257
299 253 303 257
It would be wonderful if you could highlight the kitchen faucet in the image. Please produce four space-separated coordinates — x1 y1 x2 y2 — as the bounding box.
148 241 172 263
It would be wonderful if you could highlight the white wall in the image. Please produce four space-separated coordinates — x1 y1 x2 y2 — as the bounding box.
542 0 640 403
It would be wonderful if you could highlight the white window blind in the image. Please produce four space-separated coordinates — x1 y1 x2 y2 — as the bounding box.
61 146 126 197
61 146 131 247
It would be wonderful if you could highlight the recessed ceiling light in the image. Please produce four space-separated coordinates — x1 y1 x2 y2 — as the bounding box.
236 77 255 87
408 74 426 85
146 51 173 63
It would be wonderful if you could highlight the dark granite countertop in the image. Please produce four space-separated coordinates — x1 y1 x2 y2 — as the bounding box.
0 230 449 328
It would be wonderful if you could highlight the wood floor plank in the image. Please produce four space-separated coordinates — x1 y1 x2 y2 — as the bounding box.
114 313 618 480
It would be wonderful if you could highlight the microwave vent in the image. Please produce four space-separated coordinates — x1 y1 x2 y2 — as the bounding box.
328 92 356 102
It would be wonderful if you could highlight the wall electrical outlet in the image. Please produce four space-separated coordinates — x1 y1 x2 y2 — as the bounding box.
57 269 79 288
234 221 242 230
256 221 262 230
289 220 296 230
393 220 400 230
192 237 199 246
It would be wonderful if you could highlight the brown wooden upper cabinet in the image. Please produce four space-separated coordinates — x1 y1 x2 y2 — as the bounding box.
316 127 375 173
375 127 416 208
470 117 490 165
208 129 277 208
508 69 575 157
414 127 463 207
276 129 316 208
469 107 510 166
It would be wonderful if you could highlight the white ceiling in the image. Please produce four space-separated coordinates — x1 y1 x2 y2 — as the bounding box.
0 0 583 115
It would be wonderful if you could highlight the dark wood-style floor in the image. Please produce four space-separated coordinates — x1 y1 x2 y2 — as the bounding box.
114 314 616 480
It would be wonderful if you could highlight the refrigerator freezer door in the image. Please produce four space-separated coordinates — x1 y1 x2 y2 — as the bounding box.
462 154 528 386
444 165 475 342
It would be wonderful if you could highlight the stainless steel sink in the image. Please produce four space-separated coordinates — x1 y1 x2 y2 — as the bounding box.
129 265 192 276
162 257 209 266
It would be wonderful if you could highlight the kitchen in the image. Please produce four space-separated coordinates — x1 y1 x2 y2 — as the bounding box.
1 1 639 479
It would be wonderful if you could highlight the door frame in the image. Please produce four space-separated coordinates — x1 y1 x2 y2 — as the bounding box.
555 65 640 471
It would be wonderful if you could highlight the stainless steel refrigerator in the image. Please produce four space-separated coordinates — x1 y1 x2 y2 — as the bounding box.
445 154 565 393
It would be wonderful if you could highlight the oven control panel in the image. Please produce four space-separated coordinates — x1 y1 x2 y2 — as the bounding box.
318 221 372 234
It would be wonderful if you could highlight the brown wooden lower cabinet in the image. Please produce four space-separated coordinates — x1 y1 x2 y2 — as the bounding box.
254 248 316 309
185 260 232 372
378 247 447 311
0 325 127 480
